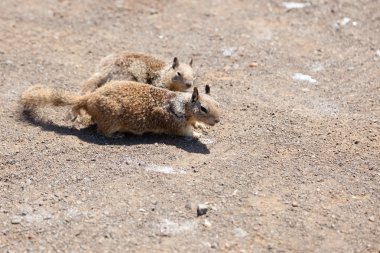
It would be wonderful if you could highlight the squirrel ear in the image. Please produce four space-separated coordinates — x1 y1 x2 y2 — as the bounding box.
205 85 210 95
172 57 179 69
189 58 193 67
191 87 199 102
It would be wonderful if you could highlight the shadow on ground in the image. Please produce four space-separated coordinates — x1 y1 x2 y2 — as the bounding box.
19 111 210 154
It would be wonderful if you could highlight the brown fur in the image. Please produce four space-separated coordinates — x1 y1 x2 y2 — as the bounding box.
21 81 220 137
81 52 194 94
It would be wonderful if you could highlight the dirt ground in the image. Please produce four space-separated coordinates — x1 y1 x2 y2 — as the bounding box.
0 0 379 252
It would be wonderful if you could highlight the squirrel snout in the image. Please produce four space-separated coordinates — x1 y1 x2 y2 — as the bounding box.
208 118 219 126
185 82 192 88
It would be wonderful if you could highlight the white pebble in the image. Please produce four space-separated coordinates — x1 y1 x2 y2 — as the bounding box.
197 204 208 216
283 2 310 9
222 47 237 57
340 17 351 26
146 165 185 174
233 227 248 238
203 219 211 227
292 73 317 83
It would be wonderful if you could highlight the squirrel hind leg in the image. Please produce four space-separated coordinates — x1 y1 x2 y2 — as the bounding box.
96 122 122 137
70 105 93 127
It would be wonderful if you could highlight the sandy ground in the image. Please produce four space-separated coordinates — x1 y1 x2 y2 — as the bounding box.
0 0 379 252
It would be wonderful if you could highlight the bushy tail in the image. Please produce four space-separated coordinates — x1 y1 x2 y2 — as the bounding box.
20 85 85 112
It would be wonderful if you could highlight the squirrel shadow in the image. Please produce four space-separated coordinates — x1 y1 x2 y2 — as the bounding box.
20 111 210 154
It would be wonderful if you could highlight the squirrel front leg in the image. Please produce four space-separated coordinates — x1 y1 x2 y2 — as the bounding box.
178 125 202 139
192 121 207 130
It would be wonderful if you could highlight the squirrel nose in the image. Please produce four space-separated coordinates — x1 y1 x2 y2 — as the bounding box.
215 118 220 124
185 82 192 88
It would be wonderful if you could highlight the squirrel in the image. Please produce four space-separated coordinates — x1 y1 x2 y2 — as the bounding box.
80 52 195 94
21 81 220 138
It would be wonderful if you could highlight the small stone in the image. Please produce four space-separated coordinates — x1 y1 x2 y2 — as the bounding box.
233 227 248 238
340 17 351 26
222 47 237 57
25 178 32 185
149 9 159 15
11 216 22 224
197 204 208 216
369 216 375 222
249 62 258 68
292 201 299 207
203 219 211 227
185 202 192 210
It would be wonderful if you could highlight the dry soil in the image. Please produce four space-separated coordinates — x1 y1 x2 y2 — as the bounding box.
0 0 379 252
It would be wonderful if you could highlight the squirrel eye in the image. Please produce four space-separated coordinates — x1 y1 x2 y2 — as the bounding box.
200 105 208 113
177 72 182 77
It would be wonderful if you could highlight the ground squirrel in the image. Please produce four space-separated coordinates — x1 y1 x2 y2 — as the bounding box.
81 52 195 94
21 81 220 137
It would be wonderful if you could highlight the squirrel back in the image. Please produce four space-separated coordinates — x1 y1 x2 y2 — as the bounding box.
80 52 194 94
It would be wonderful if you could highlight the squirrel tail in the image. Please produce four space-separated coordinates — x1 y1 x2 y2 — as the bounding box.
20 85 87 113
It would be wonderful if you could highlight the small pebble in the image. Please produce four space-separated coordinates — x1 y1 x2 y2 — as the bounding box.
222 47 237 57
197 204 208 216
11 217 22 224
233 227 248 238
203 219 211 227
292 201 299 207
369 216 375 222
340 17 351 26
249 62 258 67
185 202 192 210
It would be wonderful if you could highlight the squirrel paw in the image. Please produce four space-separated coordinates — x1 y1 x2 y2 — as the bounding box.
183 131 202 141
192 131 202 139
193 122 207 130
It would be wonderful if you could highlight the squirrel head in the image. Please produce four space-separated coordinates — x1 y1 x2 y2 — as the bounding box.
187 85 220 126
164 57 194 92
